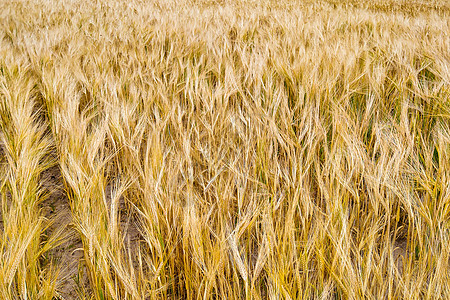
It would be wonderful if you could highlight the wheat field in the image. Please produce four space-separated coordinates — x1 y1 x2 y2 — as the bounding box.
0 0 449 299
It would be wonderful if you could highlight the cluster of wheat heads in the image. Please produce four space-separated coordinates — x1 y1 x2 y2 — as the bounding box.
0 0 449 299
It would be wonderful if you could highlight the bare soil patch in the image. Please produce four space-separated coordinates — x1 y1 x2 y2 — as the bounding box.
39 165 91 299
